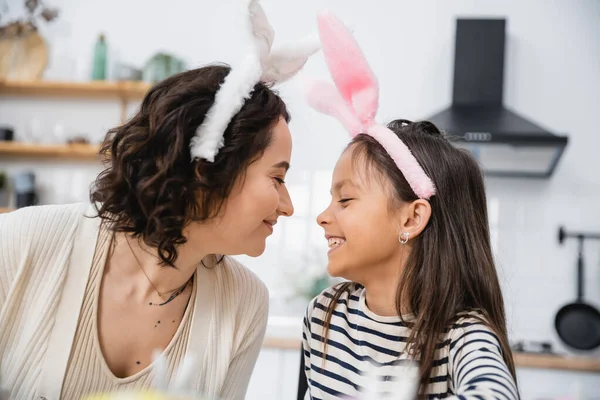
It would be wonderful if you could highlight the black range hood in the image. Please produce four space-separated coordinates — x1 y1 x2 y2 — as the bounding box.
427 19 568 178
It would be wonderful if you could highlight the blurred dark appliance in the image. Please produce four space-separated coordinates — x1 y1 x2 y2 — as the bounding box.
0 126 14 141
427 19 568 178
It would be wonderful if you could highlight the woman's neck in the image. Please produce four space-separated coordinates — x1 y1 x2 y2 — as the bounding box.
110 230 210 297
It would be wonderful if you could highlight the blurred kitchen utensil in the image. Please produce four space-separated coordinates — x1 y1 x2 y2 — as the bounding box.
554 227 600 351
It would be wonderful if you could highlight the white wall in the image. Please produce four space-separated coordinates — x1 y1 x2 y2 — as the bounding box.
1 0 599 398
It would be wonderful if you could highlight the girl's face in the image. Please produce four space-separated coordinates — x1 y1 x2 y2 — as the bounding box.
317 145 405 284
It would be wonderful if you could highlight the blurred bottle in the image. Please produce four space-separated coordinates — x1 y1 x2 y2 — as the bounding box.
91 33 107 80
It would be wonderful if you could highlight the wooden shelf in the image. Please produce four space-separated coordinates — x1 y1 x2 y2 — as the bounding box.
0 207 12 214
0 142 101 160
261 336 600 373
0 80 151 99
0 80 152 122
513 352 600 373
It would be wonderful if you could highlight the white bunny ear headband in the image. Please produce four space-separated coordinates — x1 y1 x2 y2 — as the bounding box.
306 11 436 199
190 0 320 162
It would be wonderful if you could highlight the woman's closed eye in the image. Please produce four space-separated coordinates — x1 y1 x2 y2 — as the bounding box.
273 177 286 185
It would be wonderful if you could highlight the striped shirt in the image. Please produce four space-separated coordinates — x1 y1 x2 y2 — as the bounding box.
302 284 519 400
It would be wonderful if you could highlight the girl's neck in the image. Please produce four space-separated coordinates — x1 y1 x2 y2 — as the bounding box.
361 263 411 317
364 285 398 317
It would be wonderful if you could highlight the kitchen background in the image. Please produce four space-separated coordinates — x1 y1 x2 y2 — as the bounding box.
0 0 599 399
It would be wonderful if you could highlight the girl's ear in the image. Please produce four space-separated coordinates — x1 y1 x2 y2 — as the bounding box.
398 199 432 239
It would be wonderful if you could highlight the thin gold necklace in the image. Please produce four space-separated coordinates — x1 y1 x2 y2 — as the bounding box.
125 236 189 299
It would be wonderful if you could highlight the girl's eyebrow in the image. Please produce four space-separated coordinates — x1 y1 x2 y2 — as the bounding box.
330 179 359 195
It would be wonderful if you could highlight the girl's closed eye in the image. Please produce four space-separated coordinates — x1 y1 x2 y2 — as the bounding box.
339 198 354 207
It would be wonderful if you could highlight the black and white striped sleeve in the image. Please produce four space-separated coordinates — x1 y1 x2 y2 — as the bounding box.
447 321 519 400
302 298 317 399
302 310 312 376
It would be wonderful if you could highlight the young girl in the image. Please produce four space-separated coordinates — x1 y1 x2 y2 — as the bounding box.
301 11 519 400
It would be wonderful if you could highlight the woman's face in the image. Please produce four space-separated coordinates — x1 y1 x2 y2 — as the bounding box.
202 117 294 257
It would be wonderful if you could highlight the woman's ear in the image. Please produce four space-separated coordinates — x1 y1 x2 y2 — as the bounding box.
398 199 432 239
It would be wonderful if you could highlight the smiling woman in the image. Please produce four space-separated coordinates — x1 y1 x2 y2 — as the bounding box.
0 65 295 400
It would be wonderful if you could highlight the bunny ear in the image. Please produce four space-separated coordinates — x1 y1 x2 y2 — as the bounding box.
261 34 321 83
317 10 379 126
192 0 319 162
306 80 363 136
249 0 275 62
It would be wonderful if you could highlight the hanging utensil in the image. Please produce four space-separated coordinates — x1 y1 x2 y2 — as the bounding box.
554 227 600 350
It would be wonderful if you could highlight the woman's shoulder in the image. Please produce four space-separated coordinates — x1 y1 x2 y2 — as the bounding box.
213 255 269 311
0 202 93 299
0 202 89 250
218 255 268 292
1 202 86 223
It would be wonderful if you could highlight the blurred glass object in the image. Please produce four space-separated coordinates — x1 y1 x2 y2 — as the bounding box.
13 171 37 208
143 53 186 83
114 63 142 81
52 121 67 144
21 117 43 143
44 52 89 82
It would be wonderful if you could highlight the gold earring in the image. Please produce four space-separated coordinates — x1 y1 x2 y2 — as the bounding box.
398 232 409 244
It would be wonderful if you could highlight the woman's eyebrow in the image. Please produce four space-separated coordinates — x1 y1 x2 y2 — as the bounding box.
272 161 290 171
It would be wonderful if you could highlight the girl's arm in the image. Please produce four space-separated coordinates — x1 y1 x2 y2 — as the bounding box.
301 301 314 399
448 320 519 400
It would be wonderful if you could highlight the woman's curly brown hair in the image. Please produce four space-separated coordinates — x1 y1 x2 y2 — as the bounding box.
90 65 290 266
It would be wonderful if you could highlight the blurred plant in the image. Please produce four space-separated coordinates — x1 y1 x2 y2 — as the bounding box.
0 0 59 38
0 171 6 190
284 246 339 302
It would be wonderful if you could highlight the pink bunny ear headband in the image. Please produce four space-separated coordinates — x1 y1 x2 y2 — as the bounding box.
190 0 320 162
306 11 436 199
